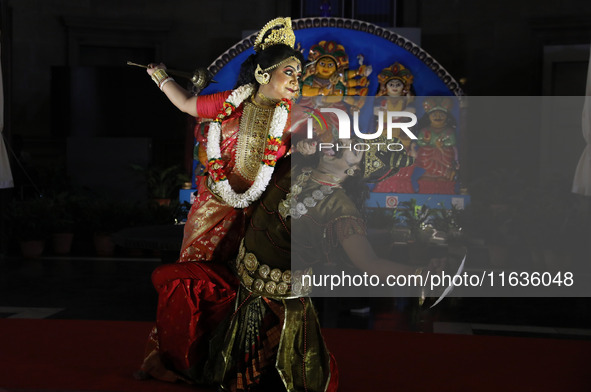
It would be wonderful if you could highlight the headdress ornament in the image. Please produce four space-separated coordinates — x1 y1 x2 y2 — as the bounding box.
307 40 349 70
378 62 414 89
254 17 296 52
254 64 271 85
423 96 454 114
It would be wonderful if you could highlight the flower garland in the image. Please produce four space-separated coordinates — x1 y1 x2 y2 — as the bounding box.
206 83 291 208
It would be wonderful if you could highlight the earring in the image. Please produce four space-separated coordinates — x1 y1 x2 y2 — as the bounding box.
345 168 356 177
254 64 270 85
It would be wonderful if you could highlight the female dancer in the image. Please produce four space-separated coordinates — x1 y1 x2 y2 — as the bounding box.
210 139 439 391
137 17 306 384
147 17 303 263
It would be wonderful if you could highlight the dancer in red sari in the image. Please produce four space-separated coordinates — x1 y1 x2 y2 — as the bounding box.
136 18 307 385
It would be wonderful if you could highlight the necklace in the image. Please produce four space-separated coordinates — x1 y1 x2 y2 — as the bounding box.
256 91 280 107
236 101 274 182
310 171 342 187
278 168 341 219
207 83 291 208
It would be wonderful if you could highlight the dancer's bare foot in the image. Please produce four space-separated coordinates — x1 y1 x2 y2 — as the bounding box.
134 349 193 383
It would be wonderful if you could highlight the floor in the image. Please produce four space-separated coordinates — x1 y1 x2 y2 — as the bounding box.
0 255 160 321
1 248 590 340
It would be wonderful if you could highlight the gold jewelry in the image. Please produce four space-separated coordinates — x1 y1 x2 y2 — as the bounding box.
279 168 339 220
253 17 296 52
256 91 279 106
255 56 301 87
236 239 311 298
310 173 342 187
236 101 274 182
345 168 356 177
190 67 213 91
262 56 300 73
254 64 270 85
206 84 289 208
311 169 343 185
151 68 169 86
159 77 174 90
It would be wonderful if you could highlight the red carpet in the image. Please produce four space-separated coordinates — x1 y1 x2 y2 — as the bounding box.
0 319 590 391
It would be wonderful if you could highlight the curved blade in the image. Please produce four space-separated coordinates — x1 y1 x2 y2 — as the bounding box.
429 252 467 309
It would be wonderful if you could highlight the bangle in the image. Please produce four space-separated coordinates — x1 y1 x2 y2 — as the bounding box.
151 68 169 86
159 77 174 90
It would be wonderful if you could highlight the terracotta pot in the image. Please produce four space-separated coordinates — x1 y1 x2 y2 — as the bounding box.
52 232 74 255
93 233 115 257
153 198 171 206
19 240 45 259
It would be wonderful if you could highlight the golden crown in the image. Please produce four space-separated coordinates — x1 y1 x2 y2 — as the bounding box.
378 62 414 88
307 40 349 70
423 96 454 113
253 17 296 52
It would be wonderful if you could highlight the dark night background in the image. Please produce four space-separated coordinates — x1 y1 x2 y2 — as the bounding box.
0 0 590 334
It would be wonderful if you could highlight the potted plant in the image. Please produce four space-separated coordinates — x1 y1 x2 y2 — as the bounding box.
82 199 136 256
395 199 434 242
131 164 190 206
431 202 470 245
6 197 51 258
393 198 435 263
47 191 81 255
364 207 400 257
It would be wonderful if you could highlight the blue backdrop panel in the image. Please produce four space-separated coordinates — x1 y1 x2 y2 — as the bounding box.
202 26 455 97
195 18 466 208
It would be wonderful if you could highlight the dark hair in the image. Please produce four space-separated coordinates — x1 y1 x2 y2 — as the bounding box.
234 44 305 88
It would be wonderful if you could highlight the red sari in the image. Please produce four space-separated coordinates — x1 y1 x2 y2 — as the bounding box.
139 91 293 383
180 92 290 263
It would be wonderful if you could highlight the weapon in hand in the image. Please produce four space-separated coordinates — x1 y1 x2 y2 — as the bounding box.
126 61 216 91
429 251 467 309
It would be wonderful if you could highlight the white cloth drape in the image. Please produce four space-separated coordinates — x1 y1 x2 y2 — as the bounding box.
572 45 591 196
0 31 14 189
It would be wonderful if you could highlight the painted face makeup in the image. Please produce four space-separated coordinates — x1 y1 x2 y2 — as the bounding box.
260 58 302 101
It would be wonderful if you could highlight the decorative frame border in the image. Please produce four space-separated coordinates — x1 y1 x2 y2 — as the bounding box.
207 17 464 96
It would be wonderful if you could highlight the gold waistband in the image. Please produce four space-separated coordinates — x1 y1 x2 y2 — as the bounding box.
234 239 312 299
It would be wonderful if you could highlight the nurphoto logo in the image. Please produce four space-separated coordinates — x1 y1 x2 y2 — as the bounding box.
306 108 417 152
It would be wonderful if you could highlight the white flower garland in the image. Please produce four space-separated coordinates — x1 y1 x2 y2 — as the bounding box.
206 84 289 208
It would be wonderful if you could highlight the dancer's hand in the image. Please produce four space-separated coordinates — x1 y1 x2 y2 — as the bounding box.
147 63 167 77
296 139 317 155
